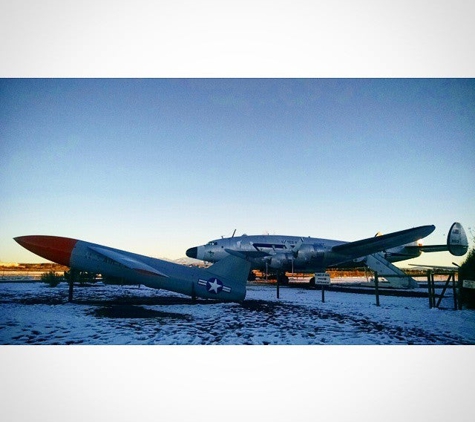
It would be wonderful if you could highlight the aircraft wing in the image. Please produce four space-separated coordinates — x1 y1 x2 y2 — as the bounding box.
331 225 435 259
88 245 169 277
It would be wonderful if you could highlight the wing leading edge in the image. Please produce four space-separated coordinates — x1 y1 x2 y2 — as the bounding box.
331 225 436 258
88 245 169 278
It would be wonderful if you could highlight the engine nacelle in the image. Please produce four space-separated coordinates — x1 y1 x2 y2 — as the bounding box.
296 244 325 262
269 254 287 269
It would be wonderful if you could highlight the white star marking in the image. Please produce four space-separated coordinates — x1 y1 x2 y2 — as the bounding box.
208 278 221 293
197 278 231 294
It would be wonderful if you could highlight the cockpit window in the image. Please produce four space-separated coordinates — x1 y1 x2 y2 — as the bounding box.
206 241 218 246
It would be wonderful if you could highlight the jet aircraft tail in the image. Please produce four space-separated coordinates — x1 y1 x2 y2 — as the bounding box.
202 254 252 301
208 254 252 284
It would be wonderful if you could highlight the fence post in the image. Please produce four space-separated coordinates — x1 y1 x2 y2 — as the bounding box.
427 270 433 308
68 268 77 302
374 271 380 306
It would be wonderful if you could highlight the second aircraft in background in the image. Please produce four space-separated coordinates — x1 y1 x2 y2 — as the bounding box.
186 222 468 288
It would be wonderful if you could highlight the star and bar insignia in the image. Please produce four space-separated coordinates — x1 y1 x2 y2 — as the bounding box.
198 277 231 294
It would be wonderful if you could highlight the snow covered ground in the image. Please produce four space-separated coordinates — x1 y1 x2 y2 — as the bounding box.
1 280 474 345
1 280 474 422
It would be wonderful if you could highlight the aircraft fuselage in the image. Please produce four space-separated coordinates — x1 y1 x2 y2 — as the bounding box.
186 234 421 274
15 235 251 302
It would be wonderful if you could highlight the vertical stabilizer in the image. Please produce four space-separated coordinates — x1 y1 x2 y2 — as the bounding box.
208 254 252 283
447 222 468 256
199 254 252 301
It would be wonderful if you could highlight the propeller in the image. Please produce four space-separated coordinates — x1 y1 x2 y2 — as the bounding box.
287 238 304 275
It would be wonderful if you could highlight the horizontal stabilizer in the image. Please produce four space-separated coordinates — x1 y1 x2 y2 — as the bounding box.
402 222 468 256
406 245 448 253
332 225 435 259
88 245 169 278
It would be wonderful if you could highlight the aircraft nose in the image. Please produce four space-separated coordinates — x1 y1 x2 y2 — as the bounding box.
14 235 78 266
186 247 198 259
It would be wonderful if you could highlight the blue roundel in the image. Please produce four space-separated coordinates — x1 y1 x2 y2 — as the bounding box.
206 277 223 294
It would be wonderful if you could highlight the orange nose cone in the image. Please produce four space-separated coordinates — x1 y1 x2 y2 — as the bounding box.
14 235 78 266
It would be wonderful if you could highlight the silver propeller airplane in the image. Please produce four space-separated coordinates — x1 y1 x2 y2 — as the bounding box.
14 235 252 302
186 223 468 288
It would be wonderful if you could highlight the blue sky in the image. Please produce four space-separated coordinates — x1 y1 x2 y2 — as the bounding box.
1 78 474 265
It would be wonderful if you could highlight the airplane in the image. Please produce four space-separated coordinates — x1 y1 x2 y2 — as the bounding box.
186 223 468 288
14 235 252 302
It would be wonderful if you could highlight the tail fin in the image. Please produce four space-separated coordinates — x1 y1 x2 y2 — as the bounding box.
208 254 252 283
447 222 468 256
417 222 469 256
196 254 252 302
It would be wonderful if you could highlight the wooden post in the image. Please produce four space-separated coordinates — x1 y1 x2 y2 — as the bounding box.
68 268 76 302
431 272 436 308
452 273 458 310
321 284 325 303
276 274 280 299
436 273 458 309
426 270 430 308
427 270 433 308
436 274 449 308
374 271 380 307
430 272 434 308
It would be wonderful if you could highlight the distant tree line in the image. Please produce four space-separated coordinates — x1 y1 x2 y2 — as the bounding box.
41 270 98 287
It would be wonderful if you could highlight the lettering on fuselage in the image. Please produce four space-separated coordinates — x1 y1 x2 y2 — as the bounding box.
86 249 124 268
